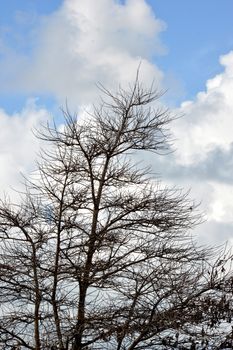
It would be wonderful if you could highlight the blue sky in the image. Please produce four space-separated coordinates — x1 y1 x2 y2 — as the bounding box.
153 0 233 101
0 0 63 113
0 0 233 246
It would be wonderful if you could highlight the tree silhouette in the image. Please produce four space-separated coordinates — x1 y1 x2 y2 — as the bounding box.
0 78 232 350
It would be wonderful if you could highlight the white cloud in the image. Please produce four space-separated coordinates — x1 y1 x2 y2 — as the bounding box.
0 100 50 197
0 0 166 109
164 51 233 245
173 51 233 165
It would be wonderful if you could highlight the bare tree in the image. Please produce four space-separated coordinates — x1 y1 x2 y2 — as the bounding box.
0 79 232 350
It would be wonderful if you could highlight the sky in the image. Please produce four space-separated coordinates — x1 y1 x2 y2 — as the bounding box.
0 0 233 246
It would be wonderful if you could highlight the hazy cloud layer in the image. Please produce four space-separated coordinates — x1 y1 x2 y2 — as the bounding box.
0 0 166 195
0 0 166 109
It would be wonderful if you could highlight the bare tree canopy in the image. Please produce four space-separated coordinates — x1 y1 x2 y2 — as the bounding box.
0 79 232 350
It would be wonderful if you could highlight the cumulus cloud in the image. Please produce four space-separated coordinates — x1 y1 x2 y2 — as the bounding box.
132 51 233 245
173 51 233 165
0 0 166 109
158 51 233 245
0 101 50 197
